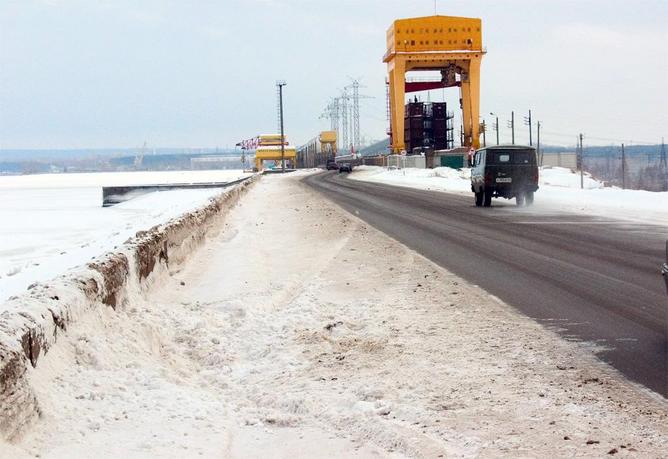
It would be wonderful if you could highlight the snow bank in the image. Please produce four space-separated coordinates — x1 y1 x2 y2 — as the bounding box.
351 165 471 193
0 171 251 304
350 165 668 225
0 175 259 441
540 166 603 189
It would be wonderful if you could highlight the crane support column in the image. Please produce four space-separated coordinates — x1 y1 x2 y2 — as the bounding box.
388 59 406 152
461 58 481 148
384 15 485 153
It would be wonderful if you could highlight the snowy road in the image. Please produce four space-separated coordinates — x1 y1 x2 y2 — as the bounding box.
305 171 668 397
4 173 667 458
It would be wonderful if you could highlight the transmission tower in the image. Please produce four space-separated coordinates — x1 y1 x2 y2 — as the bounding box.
344 79 373 153
331 98 340 135
340 88 349 151
352 80 360 150
320 98 344 150
322 80 373 152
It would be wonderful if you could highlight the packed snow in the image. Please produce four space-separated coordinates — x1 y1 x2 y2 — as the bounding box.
350 165 668 226
4 172 666 458
0 170 251 305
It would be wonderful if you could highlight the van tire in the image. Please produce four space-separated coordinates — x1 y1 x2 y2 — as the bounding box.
475 191 483 207
516 193 525 206
526 191 534 206
483 190 492 207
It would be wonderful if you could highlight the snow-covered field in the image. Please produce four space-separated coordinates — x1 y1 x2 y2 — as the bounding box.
0 170 250 305
4 172 666 458
350 166 668 226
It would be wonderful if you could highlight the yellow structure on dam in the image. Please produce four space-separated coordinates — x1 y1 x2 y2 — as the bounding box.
254 134 296 170
384 15 485 152
255 146 297 170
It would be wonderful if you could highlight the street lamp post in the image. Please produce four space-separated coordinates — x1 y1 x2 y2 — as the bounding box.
276 80 287 172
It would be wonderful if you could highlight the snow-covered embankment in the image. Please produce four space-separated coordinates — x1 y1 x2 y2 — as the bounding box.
0 175 259 440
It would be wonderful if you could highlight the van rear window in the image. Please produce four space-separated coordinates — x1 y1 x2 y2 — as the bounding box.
488 150 535 164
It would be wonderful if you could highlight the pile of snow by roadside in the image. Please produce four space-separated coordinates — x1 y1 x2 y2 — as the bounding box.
0 170 252 304
4 172 666 458
350 165 472 193
350 165 668 225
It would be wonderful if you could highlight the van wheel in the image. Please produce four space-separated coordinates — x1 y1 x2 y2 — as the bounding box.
526 191 534 206
475 191 483 207
483 190 492 207
516 193 526 206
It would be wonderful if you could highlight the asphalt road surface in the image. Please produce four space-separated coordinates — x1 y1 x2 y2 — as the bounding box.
303 172 668 397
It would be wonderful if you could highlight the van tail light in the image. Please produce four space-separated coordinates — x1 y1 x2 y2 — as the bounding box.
533 170 539 184
484 172 492 185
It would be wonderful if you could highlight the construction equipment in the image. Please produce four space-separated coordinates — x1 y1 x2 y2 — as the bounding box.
384 15 485 153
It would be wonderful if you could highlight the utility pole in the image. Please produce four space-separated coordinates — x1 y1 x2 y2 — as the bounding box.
276 80 287 172
490 112 499 145
481 119 486 147
536 121 541 166
580 134 584 190
523 110 532 146
507 111 515 144
621 143 626 189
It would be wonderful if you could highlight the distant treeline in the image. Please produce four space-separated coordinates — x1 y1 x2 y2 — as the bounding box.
544 144 665 158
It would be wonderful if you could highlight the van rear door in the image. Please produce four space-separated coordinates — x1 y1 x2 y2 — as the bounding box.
510 149 537 190
487 148 536 191
486 150 514 188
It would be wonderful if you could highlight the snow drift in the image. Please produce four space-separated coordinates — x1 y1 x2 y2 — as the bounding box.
0 175 259 440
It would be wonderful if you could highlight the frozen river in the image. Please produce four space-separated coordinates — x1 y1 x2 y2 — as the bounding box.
0 170 250 305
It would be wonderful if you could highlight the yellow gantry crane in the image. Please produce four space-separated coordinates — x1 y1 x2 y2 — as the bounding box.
254 134 296 171
384 15 485 152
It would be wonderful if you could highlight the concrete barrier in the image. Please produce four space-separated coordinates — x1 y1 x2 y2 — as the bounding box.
0 174 260 441
102 176 252 206
387 154 426 169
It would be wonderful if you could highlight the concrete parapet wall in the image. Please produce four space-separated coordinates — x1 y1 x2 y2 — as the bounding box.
541 152 577 170
0 175 260 441
387 154 426 169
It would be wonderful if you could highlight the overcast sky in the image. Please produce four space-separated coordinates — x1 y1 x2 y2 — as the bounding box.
1 0 666 149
